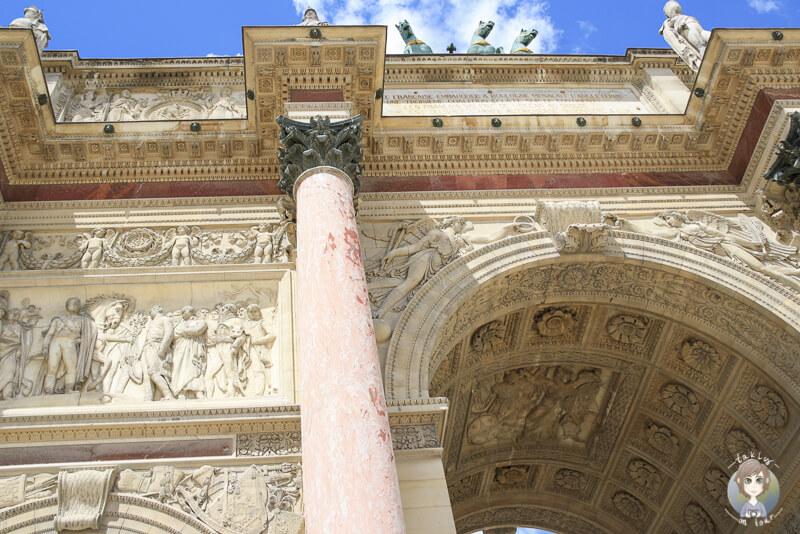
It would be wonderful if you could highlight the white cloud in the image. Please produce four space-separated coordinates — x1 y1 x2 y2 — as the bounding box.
577 20 597 36
294 0 560 54
747 0 779 13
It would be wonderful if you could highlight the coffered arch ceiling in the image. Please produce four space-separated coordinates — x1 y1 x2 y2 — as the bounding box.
383 231 800 534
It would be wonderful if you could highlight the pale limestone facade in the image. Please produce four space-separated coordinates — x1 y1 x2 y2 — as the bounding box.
0 11 798 534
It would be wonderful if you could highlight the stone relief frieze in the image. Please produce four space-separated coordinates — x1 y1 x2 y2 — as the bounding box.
606 210 800 292
0 290 280 404
465 365 612 448
10 218 295 270
537 200 610 253
116 464 303 534
237 431 302 457
0 464 303 534
62 87 246 123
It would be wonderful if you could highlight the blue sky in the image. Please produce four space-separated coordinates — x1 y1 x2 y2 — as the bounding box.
1 1 795 57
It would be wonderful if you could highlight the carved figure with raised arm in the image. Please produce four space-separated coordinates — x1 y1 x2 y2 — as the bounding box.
468 21 504 54
659 1 711 72
511 28 538 54
170 306 207 399
396 20 433 54
70 91 109 122
367 216 474 317
8 6 51 53
139 306 175 401
83 297 138 394
42 298 97 394
0 230 31 271
207 88 242 119
608 210 800 291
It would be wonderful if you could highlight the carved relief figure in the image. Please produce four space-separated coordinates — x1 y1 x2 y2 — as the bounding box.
140 306 175 401
467 365 608 446
208 304 249 397
107 90 144 121
84 297 136 393
609 210 800 291
0 230 31 271
165 225 200 266
396 20 433 54
69 91 109 122
511 28 538 54
468 21 504 54
207 88 242 119
8 6 51 53
78 228 115 269
170 306 207 399
243 304 276 395
0 303 33 399
42 298 97 394
250 223 277 264
367 216 474 317
659 1 710 72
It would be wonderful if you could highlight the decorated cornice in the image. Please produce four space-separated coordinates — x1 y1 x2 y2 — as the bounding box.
0 27 799 201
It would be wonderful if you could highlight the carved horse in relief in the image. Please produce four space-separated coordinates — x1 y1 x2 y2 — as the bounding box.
467 20 504 54
511 28 538 54
396 20 433 54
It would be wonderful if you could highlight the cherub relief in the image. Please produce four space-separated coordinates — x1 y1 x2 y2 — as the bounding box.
165 226 200 266
0 230 31 271
78 228 116 269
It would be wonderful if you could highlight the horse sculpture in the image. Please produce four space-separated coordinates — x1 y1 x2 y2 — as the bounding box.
511 28 538 54
467 21 504 54
396 20 433 54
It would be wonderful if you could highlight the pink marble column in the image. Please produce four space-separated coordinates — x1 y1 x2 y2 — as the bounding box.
294 166 406 533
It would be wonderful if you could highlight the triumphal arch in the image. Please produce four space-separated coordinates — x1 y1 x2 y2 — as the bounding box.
0 5 799 534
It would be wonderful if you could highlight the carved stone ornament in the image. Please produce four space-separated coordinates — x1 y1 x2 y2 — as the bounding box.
534 307 577 337
391 424 440 450
237 431 302 457
276 114 364 197
54 467 116 531
553 468 588 491
659 1 710 72
494 465 530 486
471 319 506 351
7 6 51 53
749 384 788 428
684 502 716 534
611 491 645 520
725 429 757 456
536 200 609 253
661 382 700 416
645 422 679 456
606 314 648 344
704 468 730 508
679 339 721 373
627 459 661 491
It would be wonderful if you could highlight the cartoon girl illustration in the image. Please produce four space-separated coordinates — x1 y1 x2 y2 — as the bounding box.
735 458 770 518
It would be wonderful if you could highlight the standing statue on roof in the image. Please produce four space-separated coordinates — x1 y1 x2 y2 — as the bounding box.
8 6 51 54
659 1 711 72
298 8 329 26
396 20 433 54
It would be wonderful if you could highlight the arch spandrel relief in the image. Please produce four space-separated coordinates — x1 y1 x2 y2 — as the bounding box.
0 462 304 534
0 280 289 406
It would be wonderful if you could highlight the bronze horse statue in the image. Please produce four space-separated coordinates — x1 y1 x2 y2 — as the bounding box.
467 20 503 54
511 28 538 54
396 20 433 54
